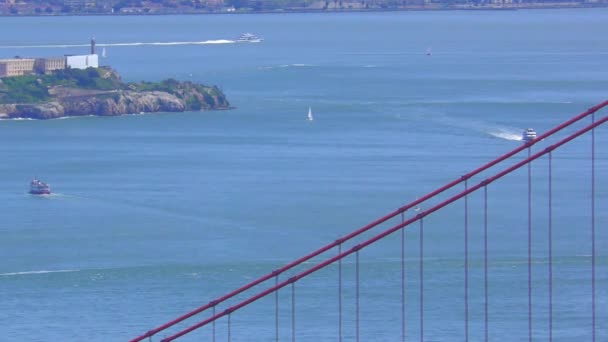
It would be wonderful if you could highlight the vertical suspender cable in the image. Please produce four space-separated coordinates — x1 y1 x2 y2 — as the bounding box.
212 305 216 342
356 250 360 342
484 185 489 342
227 313 231 342
420 218 424 342
464 180 469 342
527 147 533 342
275 275 279 342
338 243 343 342
291 283 295 342
548 152 553 342
591 113 596 342
401 212 406 342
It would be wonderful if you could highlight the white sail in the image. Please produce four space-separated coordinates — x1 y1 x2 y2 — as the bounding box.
307 107 313 121
102 47 107 58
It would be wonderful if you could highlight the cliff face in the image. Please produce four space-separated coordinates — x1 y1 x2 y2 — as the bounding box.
0 89 230 120
0 69 230 120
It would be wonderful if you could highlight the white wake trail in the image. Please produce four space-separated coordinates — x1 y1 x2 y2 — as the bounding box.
0 269 79 276
487 128 523 141
0 40 236 49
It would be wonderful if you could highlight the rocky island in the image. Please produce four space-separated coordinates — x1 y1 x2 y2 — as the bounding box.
0 67 230 120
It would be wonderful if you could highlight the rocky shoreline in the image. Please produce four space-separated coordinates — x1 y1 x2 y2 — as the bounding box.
0 89 229 120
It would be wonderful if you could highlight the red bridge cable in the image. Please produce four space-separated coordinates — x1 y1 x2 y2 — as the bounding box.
291 283 296 342
527 147 533 342
484 186 489 342
419 219 424 342
464 180 469 342
212 306 216 342
356 251 360 342
401 213 406 342
227 313 231 342
338 243 343 342
548 151 553 342
591 113 596 342
159 114 608 342
131 100 608 342
275 275 279 342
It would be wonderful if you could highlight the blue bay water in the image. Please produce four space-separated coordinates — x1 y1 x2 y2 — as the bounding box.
1 9 608 341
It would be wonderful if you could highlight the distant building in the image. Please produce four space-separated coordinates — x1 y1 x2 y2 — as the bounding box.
0 54 98 78
0 39 99 77
0 58 36 77
34 57 67 74
66 54 99 69
63 0 96 10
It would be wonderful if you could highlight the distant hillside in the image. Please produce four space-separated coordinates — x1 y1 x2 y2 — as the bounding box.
1 0 606 15
0 67 230 119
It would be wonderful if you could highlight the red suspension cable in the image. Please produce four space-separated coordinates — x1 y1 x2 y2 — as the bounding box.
131 101 608 342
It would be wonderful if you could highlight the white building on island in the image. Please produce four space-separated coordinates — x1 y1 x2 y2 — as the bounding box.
65 37 99 70
0 38 99 77
66 54 99 70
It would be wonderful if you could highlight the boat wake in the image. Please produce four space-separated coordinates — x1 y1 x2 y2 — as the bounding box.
431 113 524 141
25 192 79 200
0 269 79 277
0 40 235 49
46 192 73 198
260 64 315 70
487 128 523 141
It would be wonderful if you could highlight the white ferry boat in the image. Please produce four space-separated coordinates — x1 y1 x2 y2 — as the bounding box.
522 128 537 142
29 178 51 195
236 33 263 43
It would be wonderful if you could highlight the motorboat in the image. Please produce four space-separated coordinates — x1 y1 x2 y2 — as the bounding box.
29 178 51 195
236 33 263 43
522 128 537 142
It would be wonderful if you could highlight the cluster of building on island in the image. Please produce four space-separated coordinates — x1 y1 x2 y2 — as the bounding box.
0 39 99 78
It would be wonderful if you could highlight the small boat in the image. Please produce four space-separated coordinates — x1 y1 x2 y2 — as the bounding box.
426 47 432 56
522 128 537 142
101 47 107 58
307 107 314 121
29 178 51 195
236 33 263 43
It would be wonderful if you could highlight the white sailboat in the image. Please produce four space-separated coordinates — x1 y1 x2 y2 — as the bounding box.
102 47 107 58
306 107 314 121
307 107 314 121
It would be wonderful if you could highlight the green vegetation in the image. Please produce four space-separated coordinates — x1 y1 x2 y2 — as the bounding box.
0 67 228 111
52 67 123 90
128 78 181 94
127 79 227 106
0 75 51 104
0 67 123 104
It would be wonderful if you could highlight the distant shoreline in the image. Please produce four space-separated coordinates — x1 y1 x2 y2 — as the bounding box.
1 3 607 18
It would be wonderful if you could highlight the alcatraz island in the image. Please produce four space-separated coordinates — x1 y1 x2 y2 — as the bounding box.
0 39 230 120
